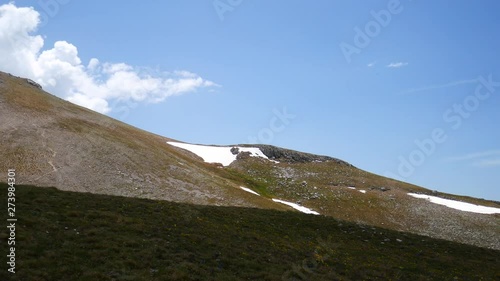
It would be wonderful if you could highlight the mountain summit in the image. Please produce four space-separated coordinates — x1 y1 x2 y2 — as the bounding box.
1 71 499 250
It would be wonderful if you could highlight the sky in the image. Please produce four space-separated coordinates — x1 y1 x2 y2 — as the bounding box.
1 0 499 200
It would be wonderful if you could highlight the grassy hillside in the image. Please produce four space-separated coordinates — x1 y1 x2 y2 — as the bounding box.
228 157 500 250
1 183 498 281
0 71 289 211
2 71 498 252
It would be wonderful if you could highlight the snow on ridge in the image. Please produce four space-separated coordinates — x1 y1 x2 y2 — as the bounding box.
272 199 320 215
240 186 260 196
167 142 276 166
347 186 366 194
239 186 320 215
408 193 500 214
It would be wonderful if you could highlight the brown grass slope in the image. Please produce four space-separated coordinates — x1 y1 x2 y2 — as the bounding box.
0 71 498 250
228 155 500 249
0 71 287 211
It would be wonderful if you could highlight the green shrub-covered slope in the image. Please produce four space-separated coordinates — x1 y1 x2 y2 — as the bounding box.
0 183 498 281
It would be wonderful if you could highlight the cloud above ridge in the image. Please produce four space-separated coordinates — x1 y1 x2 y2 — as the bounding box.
386 62 408 68
447 150 500 168
0 3 218 114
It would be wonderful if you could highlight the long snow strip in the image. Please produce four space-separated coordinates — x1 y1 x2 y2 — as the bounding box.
408 193 500 214
240 186 260 196
167 142 271 166
272 199 320 215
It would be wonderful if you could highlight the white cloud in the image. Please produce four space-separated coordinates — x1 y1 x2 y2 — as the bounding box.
447 150 500 168
67 93 111 114
447 150 500 161
400 78 478 95
474 159 500 167
0 3 219 114
367 61 376 67
386 62 408 68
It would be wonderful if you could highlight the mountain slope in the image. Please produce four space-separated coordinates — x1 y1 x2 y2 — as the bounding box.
1 183 499 281
227 154 500 249
0 71 499 250
0 71 285 211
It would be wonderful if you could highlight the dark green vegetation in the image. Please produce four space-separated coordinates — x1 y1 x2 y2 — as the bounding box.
2 71 499 251
1 183 498 281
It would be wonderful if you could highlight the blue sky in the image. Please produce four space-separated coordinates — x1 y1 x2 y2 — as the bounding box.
1 0 499 200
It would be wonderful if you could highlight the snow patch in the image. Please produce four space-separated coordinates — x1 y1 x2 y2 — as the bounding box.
347 186 356 190
358 190 367 194
167 142 274 166
272 199 320 215
408 193 500 214
240 186 260 196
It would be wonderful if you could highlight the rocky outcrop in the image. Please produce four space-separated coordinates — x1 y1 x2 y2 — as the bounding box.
26 78 42 89
249 144 353 166
230 147 239 155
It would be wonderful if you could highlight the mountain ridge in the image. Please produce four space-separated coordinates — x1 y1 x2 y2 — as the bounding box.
1 71 499 250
